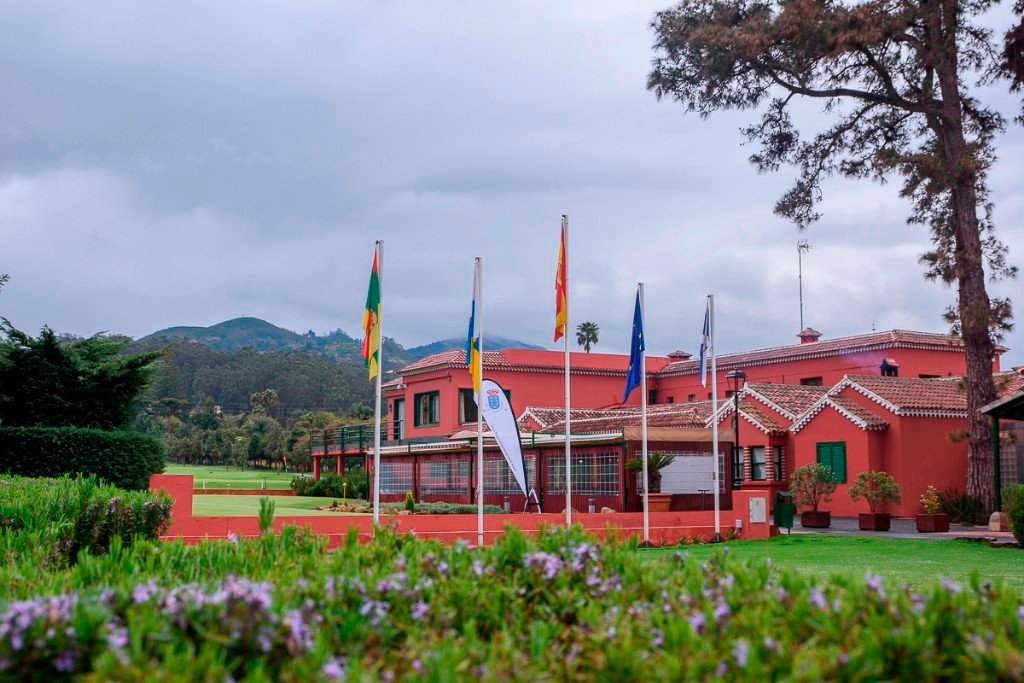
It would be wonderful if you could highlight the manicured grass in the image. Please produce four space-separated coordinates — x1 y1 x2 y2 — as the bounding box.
165 464 297 490
192 495 363 517
642 534 1024 591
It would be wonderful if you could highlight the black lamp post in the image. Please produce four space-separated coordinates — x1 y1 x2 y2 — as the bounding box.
726 369 747 489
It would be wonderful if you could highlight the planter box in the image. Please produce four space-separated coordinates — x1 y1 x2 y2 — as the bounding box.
644 493 673 512
800 510 831 528
858 512 891 531
916 513 950 533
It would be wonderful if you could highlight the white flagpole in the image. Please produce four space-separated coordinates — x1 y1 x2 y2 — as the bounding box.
710 294 722 541
476 257 484 547
563 215 572 527
639 283 649 545
373 240 383 527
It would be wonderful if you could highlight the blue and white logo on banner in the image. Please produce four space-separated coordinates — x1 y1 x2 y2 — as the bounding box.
476 379 528 496
487 389 501 410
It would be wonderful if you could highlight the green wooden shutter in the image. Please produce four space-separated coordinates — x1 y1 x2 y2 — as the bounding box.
816 442 847 483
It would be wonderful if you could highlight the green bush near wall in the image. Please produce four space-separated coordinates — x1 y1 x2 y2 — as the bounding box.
1006 484 1024 546
0 426 165 490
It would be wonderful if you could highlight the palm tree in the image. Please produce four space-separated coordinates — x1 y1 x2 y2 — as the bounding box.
576 322 600 353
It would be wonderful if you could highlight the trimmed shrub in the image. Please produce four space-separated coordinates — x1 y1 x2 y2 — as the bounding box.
0 474 171 566
1006 484 1024 546
291 470 368 499
939 488 989 525
0 426 165 490
847 470 901 512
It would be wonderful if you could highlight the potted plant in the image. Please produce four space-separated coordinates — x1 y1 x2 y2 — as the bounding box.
789 463 837 528
626 451 676 512
916 485 950 532
848 470 901 531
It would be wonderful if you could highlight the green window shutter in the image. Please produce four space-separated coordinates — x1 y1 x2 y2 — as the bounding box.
816 442 847 483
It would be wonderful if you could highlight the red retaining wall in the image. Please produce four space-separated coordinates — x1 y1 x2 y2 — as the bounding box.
151 474 760 547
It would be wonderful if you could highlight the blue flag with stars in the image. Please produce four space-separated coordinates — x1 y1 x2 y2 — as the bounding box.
623 291 644 402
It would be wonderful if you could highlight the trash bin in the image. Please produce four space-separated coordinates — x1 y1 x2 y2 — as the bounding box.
774 492 795 532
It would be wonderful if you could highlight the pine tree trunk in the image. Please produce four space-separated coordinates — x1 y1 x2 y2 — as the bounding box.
934 16 999 509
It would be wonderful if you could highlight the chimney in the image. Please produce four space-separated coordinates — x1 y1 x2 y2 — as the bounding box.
667 350 692 360
797 327 822 344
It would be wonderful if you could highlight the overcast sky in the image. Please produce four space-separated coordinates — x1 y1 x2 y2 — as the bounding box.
2 1 1022 367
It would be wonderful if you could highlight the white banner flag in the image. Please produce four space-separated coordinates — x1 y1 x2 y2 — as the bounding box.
478 379 528 496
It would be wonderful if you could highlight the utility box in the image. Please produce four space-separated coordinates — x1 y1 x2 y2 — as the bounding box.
749 496 767 524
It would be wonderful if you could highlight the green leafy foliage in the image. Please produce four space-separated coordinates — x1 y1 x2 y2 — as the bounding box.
625 451 677 494
847 470 901 513
1005 484 1024 545
789 463 837 512
0 426 165 490
0 475 171 568
258 497 276 535
939 488 989 525
292 471 368 500
0 323 162 430
0 526 1022 679
404 491 416 512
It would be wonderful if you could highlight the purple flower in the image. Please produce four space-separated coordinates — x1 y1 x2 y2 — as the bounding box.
733 639 749 668
132 580 159 605
54 649 76 673
941 578 962 595
412 659 424 674
687 612 706 634
713 599 731 627
322 657 346 680
809 586 827 610
411 601 429 621
652 629 664 648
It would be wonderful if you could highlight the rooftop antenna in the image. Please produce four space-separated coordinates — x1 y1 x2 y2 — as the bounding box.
797 240 812 331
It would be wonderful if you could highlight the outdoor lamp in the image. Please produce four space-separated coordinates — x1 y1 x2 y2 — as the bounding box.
725 369 747 489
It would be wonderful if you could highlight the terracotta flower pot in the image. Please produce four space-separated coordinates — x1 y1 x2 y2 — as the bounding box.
915 513 950 533
858 512 891 531
645 492 673 512
800 510 831 528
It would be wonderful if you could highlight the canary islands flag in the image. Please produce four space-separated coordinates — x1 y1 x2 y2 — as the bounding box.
361 247 381 380
466 261 481 396
623 290 644 402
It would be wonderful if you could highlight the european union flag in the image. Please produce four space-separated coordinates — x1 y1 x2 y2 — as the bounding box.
623 291 645 402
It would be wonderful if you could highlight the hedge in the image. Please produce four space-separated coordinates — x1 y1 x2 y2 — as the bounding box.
0 426 165 490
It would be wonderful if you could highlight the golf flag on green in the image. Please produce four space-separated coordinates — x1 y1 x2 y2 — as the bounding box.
361 247 381 380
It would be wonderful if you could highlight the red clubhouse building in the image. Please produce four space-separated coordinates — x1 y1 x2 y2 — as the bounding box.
319 328 1023 516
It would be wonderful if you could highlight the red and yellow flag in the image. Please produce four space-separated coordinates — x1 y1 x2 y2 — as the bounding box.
554 222 567 342
361 247 381 380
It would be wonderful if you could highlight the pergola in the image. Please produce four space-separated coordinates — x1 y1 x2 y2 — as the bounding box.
981 390 1024 511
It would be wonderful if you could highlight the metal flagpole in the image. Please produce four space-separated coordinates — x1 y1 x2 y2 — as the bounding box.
639 283 649 545
563 215 572 527
373 240 383 527
476 257 484 547
710 294 722 542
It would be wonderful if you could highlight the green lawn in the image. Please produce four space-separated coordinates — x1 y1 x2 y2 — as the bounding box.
642 534 1024 591
192 494 364 516
165 464 297 490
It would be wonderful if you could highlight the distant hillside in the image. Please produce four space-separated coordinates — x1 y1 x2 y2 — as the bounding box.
406 337 544 359
138 317 412 371
138 318 540 368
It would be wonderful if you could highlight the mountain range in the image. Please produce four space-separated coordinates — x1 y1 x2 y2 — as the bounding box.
136 317 542 370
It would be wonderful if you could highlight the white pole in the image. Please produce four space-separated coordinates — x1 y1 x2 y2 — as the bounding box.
639 283 649 545
373 240 383 527
476 258 484 547
563 215 572 527
710 294 721 541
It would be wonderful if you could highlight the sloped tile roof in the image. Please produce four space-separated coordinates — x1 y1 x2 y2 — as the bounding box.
790 394 890 433
744 383 829 419
399 348 669 377
836 374 969 415
523 403 709 435
658 329 1003 377
711 399 789 435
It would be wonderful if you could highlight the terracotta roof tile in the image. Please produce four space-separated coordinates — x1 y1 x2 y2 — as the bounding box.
399 349 669 377
523 403 709 434
837 374 969 414
658 329 1003 377
744 383 829 419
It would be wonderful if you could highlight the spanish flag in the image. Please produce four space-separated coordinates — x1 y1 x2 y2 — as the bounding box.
554 219 567 342
466 260 481 395
361 247 381 380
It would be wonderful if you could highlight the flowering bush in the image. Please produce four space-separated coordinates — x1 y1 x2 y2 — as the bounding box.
0 525 1022 680
920 485 944 515
0 475 171 566
789 463 837 511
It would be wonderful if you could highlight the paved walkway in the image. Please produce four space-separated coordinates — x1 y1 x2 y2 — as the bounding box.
782 515 1017 543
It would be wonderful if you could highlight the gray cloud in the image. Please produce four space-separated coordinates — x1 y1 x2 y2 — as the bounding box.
1 1 1021 370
